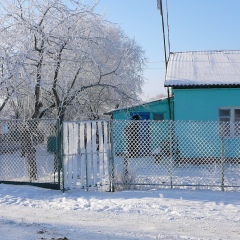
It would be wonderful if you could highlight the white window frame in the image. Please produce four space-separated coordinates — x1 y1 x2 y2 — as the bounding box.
219 107 240 137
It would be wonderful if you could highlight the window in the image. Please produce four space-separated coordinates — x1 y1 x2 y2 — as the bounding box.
219 108 240 137
234 109 240 136
153 113 164 120
130 112 150 120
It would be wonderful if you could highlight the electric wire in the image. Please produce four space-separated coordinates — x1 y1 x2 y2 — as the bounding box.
166 0 171 57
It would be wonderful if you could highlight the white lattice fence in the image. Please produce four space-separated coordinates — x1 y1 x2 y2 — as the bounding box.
63 121 110 191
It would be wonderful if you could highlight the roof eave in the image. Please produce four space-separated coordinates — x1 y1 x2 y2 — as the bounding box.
164 84 240 89
104 97 172 114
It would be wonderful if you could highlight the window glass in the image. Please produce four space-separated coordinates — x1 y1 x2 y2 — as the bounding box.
219 122 230 136
234 109 240 136
153 113 164 120
219 109 230 122
219 109 230 136
234 109 240 122
219 108 240 137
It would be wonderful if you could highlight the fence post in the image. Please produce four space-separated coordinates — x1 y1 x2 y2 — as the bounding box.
57 118 62 190
123 120 129 189
62 122 68 192
221 136 225 191
85 149 88 191
85 122 89 192
170 120 174 188
108 120 115 192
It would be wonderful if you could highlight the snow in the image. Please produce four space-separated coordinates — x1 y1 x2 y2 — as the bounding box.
165 50 240 87
0 184 240 240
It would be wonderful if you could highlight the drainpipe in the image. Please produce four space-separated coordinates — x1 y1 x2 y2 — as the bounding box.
167 87 172 120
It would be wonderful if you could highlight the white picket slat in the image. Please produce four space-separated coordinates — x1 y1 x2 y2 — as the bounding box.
79 122 86 189
98 121 104 185
72 123 78 189
86 122 93 188
67 123 74 189
103 121 109 186
91 121 98 186
63 123 69 189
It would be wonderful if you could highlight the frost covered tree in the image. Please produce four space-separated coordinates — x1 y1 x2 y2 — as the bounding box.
0 46 22 117
0 0 146 121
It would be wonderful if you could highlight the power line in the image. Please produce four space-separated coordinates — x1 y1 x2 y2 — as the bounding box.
158 0 168 70
157 0 172 120
146 60 166 63
145 67 166 69
166 0 171 56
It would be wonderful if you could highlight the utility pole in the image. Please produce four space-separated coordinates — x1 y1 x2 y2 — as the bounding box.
156 0 172 119
157 0 168 70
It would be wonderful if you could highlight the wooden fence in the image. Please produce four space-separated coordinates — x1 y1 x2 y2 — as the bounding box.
63 121 110 191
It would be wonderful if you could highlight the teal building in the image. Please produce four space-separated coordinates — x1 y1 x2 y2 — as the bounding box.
165 50 240 122
105 98 173 155
165 50 240 159
106 50 240 159
105 97 173 121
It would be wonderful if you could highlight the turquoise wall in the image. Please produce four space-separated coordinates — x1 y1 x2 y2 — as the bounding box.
173 88 240 159
109 89 240 159
173 121 240 159
110 99 173 155
112 98 173 120
174 88 240 120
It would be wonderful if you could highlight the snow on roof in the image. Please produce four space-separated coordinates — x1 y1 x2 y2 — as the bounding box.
165 50 240 87
105 97 169 114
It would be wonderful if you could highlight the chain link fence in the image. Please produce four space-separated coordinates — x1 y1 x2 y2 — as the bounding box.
4 118 239 192
0 119 60 189
111 120 240 191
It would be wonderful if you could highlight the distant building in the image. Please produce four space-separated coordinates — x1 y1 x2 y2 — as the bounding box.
105 97 173 121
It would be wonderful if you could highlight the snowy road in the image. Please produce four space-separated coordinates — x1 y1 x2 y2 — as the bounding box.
0 184 240 239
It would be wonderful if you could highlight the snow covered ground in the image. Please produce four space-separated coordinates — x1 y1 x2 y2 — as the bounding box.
0 184 240 240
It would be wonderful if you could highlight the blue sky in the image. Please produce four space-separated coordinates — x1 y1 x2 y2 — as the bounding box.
85 0 240 100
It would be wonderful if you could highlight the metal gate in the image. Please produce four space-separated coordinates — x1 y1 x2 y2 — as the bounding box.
0 119 61 189
62 121 110 191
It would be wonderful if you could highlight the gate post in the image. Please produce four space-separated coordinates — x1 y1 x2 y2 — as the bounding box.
108 120 115 192
169 120 174 188
221 136 225 191
56 118 62 189
62 122 67 192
